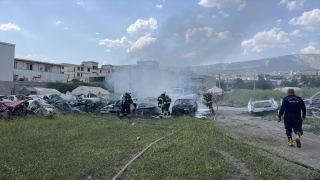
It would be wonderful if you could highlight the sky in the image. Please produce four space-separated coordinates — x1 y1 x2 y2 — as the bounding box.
0 0 319 66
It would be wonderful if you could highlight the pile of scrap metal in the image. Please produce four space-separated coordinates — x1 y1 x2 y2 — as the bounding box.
0 92 107 119
248 97 278 114
135 97 159 118
303 92 320 118
171 96 198 117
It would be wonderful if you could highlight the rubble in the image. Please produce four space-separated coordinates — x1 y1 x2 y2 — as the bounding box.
248 97 278 114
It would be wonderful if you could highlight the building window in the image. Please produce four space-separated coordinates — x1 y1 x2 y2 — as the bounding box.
100 70 101 73
45 65 52 72
14 62 17 69
77 67 80 71
77 73 80 77
81 73 82 77
27 64 33 70
61 66 64 69
73 74 75 78
81 67 84 71
40 67 43 71
68 74 70 79
88 68 90 72
74 67 76 72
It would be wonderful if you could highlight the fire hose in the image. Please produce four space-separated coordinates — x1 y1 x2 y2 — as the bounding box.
112 93 222 179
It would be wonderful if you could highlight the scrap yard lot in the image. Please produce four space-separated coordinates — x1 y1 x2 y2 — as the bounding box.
1 105 320 179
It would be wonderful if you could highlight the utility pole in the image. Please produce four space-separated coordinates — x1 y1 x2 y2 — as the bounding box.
219 72 221 88
253 74 256 90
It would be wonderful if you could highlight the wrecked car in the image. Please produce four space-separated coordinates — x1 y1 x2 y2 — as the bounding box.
0 100 29 120
135 97 159 117
171 97 198 116
303 92 320 117
248 97 278 114
100 98 138 114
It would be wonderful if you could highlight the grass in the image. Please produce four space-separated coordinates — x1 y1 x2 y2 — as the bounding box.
304 118 320 135
220 88 320 107
0 114 319 179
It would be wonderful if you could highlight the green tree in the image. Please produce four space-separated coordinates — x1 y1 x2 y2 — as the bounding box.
233 78 245 89
255 74 274 90
216 80 227 91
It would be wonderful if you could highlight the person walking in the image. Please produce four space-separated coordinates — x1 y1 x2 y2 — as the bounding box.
278 88 306 148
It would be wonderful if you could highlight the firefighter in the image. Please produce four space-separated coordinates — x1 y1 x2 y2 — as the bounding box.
203 92 214 115
278 88 306 148
157 91 168 119
164 93 172 116
119 92 133 119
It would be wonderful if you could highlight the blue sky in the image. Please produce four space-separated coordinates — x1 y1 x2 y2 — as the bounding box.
0 0 319 66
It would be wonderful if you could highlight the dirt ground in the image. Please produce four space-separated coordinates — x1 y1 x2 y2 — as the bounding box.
214 106 320 171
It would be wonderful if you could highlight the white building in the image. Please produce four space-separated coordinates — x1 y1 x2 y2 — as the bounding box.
0 42 15 81
14 58 68 82
60 61 108 83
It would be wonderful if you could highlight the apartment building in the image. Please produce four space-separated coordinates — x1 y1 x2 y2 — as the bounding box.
60 61 108 83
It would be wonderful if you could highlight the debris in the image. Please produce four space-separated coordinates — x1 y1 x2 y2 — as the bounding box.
303 92 320 118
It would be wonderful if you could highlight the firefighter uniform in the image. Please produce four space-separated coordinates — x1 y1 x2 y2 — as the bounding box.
278 89 306 148
203 92 214 114
120 92 133 119
158 91 170 118
164 95 172 116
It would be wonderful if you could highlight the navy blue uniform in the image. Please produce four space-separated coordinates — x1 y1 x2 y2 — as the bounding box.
278 95 306 136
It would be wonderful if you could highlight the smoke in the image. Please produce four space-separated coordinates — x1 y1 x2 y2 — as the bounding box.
126 1 283 66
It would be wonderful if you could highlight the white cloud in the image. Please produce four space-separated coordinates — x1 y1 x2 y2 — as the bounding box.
198 0 246 11
24 54 38 59
127 35 157 53
106 49 111 52
63 27 68 30
182 50 197 58
300 45 320 54
197 14 205 19
186 27 230 43
308 41 317 46
156 4 163 9
288 9 320 31
99 36 132 48
127 17 158 35
276 19 283 24
0 23 21 31
55 21 61 25
41 57 55 63
219 10 229 17
76 0 85 6
212 15 217 18
278 0 287 5
278 0 305 10
95 32 99 35
241 28 293 54
289 29 302 37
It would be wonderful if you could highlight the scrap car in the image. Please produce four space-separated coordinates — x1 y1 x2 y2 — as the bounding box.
248 97 278 114
171 97 198 116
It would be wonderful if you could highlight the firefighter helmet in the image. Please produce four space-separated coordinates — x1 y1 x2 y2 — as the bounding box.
161 91 166 94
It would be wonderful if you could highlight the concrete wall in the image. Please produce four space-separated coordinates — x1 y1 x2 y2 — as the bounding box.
14 69 68 82
0 81 48 95
0 42 15 81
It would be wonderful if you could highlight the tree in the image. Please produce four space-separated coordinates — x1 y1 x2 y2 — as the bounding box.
281 78 299 87
255 74 274 90
233 78 245 89
216 80 227 91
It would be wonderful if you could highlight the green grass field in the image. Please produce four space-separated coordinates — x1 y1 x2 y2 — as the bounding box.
221 88 320 107
0 115 319 179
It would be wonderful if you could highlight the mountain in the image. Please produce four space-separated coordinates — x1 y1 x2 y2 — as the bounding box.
190 54 320 75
